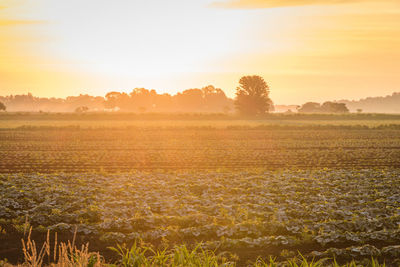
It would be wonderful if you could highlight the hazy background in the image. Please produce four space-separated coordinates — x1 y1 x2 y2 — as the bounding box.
1 0 399 104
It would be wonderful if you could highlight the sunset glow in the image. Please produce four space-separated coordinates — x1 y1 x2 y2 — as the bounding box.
1 0 399 103
2 2 400 265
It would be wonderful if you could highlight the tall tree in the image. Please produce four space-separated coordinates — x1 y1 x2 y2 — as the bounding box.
234 75 272 116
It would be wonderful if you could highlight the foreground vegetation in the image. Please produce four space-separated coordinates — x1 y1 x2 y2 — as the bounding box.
1 169 400 265
0 233 391 266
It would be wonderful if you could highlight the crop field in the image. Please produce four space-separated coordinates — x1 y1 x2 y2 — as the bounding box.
1 116 400 266
1 127 400 172
1 169 400 265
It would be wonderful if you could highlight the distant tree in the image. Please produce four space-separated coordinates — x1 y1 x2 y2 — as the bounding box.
321 102 349 113
235 75 272 116
0 101 6 111
130 88 157 111
154 93 173 112
104 91 134 111
174 89 204 111
338 92 400 113
357 109 363 113
1 87 235 113
202 85 229 111
297 102 321 113
75 106 89 113
104 92 121 109
298 102 349 113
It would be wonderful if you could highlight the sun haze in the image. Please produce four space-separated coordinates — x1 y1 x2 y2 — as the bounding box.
0 0 399 103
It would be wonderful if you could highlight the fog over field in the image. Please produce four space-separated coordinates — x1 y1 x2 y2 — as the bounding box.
1 91 400 113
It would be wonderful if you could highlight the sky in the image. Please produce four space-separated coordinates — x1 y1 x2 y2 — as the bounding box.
0 0 399 104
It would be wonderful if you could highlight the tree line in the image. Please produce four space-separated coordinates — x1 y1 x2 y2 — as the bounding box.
104 85 233 113
0 85 233 113
297 101 349 113
0 75 354 115
339 92 400 113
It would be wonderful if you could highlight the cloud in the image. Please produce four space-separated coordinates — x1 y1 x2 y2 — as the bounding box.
211 0 382 9
0 20 43 26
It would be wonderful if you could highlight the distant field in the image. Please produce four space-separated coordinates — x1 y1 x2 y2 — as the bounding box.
3 119 400 129
1 112 400 129
1 127 400 172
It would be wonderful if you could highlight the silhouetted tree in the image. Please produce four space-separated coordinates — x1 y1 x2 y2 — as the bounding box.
202 85 228 112
297 102 321 113
130 88 157 111
0 93 105 112
235 75 272 116
174 89 204 111
104 92 132 111
104 92 121 109
0 86 235 113
321 102 349 113
154 93 173 112
0 101 6 111
298 101 349 113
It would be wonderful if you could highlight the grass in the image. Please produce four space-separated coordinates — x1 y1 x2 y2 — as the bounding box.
1 228 102 267
109 242 235 267
0 231 388 267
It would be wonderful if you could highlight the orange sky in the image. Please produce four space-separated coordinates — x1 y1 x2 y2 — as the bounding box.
0 0 399 104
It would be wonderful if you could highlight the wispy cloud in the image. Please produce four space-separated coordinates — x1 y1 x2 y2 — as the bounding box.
211 0 384 9
0 20 43 26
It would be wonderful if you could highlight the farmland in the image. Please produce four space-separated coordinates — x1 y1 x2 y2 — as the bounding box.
1 114 400 265
1 126 400 172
